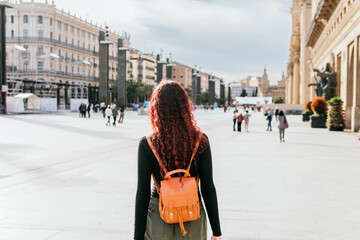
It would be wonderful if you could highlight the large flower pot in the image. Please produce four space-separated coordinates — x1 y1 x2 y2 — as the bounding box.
311 115 327 128
329 125 344 131
302 113 310 122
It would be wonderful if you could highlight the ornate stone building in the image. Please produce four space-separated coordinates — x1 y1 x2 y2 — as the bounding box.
287 0 360 131
5 1 130 109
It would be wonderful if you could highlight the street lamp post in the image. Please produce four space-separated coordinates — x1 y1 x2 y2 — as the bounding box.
0 1 13 114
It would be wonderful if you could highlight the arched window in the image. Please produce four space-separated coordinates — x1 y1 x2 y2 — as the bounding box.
37 30 43 40
23 15 28 23
37 16 43 24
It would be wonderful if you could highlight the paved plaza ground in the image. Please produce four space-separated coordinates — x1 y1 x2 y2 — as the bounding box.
0 109 360 240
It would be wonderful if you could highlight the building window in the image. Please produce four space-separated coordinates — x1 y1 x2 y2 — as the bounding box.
11 15 14 23
50 18 52 26
59 34 61 42
37 62 44 71
38 30 43 39
24 61 29 70
23 29 28 39
11 30 14 37
23 15 28 23
37 16 43 24
50 32 53 40
58 21 61 28
37 46 43 56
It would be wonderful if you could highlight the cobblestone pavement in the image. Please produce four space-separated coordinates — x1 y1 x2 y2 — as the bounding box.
0 109 359 240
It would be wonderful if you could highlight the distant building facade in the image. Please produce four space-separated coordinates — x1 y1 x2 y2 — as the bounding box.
287 0 360 131
258 68 286 100
129 49 156 85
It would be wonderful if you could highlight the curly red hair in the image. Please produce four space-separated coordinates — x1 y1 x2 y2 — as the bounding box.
149 80 207 176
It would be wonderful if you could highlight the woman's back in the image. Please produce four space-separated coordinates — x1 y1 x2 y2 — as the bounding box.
134 80 221 240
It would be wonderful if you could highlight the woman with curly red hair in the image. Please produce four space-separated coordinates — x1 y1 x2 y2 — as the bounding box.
134 80 222 240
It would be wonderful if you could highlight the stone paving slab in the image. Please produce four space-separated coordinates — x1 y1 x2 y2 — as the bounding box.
0 109 360 239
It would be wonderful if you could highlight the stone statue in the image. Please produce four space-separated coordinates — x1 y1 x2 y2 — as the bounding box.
308 63 337 101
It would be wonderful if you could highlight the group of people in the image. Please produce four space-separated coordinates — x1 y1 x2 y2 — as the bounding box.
265 107 288 143
104 103 126 127
78 102 91 118
231 107 289 143
233 110 251 132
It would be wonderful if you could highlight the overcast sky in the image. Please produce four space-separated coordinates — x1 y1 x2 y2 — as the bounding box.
54 0 292 84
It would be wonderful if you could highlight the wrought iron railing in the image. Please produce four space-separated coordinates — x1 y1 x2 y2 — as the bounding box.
6 36 99 55
17 69 99 80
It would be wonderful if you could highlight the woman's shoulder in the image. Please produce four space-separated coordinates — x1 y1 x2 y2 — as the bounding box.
139 136 150 146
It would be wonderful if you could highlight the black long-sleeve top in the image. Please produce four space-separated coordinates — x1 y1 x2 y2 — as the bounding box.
134 135 222 239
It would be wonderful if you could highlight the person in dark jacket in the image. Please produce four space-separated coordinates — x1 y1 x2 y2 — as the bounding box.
237 113 244 132
81 104 87 118
112 106 118 126
86 102 91 118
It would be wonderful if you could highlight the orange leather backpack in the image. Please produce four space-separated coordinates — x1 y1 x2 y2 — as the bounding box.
146 131 203 236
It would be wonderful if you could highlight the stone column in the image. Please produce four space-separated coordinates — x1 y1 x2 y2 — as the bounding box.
292 56 300 104
351 40 360 131
156 55 166 83
0 3 12 114
191 69 196 103
220 84 225 100
117 39 128 106
208 77 215 105
99 33 111 104
196 74 201 105
299 0 312 104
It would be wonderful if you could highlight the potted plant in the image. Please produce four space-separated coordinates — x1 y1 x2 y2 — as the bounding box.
310 97 328 128
303 100 313 122
327 97 345 131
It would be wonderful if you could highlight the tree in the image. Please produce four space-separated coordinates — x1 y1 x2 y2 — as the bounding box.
274 97 284 104
240 89 247 97
126 79 154 103
184 88 191 98
127 80 141 103
201 92 209 104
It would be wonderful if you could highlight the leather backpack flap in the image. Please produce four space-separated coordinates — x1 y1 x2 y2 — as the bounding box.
160 176 200 223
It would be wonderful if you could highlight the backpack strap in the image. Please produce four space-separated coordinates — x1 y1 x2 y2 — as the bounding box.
146 136 162 193
186 131 203 172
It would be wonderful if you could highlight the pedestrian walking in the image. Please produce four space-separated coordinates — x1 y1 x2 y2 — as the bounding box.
101 103 107 118
81 103 87 118
237 113 244 132
266 108 273 131
118 105 126 123
278 110 288 142
233 110 237 131
105 105 112 126
275 107 279 122
86 102 91 118
78 103 83 118
112 106 118 126
244 110 251 132
134 80 222 240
